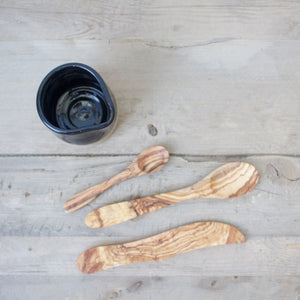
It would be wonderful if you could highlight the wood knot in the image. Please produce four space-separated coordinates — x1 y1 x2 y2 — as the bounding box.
147 124 158 136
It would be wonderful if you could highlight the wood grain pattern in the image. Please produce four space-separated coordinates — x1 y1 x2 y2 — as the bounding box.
2 0 300 41
85 162 259 228
1 39 300 156
63 146 169 213
77 222 246 273
1 276 299 300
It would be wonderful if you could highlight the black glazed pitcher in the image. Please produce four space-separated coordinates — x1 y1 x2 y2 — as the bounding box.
36 63 117 145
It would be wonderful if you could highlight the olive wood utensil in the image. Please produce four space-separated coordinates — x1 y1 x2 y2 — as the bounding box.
85 162 259 228
64 146 169 213
77 221 246 273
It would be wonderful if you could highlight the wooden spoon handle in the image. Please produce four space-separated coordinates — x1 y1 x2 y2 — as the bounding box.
64 169 131 213
77 222 246 273
85 188 194 228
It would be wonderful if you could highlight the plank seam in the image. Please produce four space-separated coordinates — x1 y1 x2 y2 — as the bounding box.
0 154 299 158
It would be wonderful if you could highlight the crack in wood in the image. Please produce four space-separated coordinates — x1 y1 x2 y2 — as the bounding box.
145 38 236 49
269 163 300 182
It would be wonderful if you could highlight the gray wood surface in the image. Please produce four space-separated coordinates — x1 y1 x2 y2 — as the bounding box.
0 0 299 299
1 39 300 155
0 156 299 298
1 276 299 300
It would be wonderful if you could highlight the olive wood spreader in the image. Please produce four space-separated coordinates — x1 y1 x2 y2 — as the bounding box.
77 221 246 273
85 162 259 228
63 146 169 213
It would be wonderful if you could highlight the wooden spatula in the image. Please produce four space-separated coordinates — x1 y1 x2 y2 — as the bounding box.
77 221 246 273
85 162 259 228
64 146 169 213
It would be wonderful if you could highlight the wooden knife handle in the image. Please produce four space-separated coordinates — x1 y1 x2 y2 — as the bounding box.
64 170 131 213
77 222 246 273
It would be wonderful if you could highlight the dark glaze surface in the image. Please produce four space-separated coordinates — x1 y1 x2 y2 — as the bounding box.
36 63 117 144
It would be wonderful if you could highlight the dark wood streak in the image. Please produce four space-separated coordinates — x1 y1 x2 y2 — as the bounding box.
208 163 245 191
208 163 258 197
136 148 166 165
130 196 173 215
229 168 259 198
88 262 103 274
94 207 103 228
210 162 242 182
80 248 103 274
136 148 168 172
226 226 247 244
65 192 96 211
140 156 167 173
129 201 140 216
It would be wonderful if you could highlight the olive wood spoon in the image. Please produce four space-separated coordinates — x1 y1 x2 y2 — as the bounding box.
64 146 169 213
85 162 259 228
77 221 246 273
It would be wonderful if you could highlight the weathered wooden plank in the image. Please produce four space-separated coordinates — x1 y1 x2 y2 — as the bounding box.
0 156 299 238
4 0 300 12
1 275 299 300
1 0 300 41
1 40 300 155
0 236 299 276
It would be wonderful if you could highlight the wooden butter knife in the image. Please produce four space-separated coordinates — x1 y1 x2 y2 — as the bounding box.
77 221 246 273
